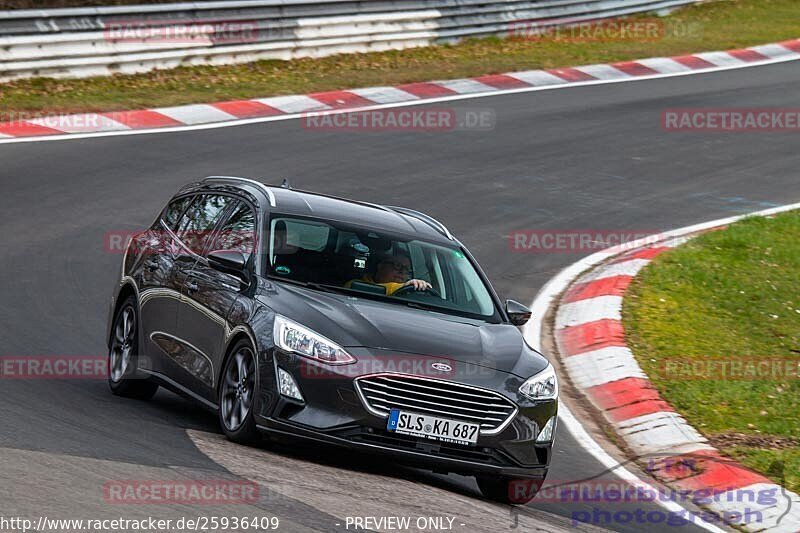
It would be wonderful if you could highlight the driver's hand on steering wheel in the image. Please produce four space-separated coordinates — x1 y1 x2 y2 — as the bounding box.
403 279 432 291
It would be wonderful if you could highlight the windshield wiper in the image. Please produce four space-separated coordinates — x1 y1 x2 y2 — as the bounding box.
398 300 447 313
268 276 348 295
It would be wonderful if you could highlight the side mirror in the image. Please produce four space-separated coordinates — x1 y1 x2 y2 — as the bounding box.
506 299 532 326
208 250 248 282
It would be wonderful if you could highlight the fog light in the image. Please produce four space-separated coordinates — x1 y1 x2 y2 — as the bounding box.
536 416 556 443
278 367 303 401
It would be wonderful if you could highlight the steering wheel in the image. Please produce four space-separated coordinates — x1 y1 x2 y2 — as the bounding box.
393 283 441 298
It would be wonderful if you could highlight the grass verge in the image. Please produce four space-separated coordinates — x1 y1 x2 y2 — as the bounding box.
623 212 800 493
1 0 799 121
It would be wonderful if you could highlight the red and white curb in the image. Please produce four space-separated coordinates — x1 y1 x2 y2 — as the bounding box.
531 206 800 532
0 38 798 142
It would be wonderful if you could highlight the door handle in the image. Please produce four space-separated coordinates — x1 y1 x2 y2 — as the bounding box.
186 281 199 293
145 259 159 272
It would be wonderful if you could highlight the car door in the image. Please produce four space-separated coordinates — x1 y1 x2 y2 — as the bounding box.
137 194 193 374
157 193 238 394
175 198 258 402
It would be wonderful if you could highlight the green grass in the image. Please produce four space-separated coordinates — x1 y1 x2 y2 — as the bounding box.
1 0 799 121
623 212 800 493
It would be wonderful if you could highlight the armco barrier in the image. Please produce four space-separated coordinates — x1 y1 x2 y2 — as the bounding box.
0 0 702 81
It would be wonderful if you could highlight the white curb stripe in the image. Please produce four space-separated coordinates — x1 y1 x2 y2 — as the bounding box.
563 346 647 388
660 235 695 248
433 78 496 94
694 51 747 67
749 43 799 60
555 295 623 329
710 483 800 532
577 258 651 283
349 86 419 104
574 64 631 80
636 57 695 74
615 412 710 455
254 95 332 114
156 104 238 125
504 69 567 86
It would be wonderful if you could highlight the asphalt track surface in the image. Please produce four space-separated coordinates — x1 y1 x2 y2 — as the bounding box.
1 60 798 532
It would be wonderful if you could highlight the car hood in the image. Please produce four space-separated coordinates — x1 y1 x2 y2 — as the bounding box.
260 281 550 379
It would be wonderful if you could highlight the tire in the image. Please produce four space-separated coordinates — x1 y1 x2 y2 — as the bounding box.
218 339 260 445
477 476 543 505
108 295 159 400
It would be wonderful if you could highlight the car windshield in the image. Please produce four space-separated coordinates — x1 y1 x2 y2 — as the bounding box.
266 215 500 321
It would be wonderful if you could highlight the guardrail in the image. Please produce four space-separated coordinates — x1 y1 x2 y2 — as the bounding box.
0 0 702 81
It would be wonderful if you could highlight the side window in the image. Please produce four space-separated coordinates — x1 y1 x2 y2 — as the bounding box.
162 195 193 230
176 194 236 254
211 201 257 263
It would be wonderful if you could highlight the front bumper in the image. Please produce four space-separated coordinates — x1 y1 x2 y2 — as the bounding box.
254 347 557 478
256 417 549 479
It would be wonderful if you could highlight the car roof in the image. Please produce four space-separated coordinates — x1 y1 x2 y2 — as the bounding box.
183 176 457 245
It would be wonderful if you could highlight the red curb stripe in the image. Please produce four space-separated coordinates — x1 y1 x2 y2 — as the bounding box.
606 400 675 424
308 90 375 109
614 246 670 262
546 67 597 82
473 74 531 90
211 100 283 119
558 319 626 356
672 55 717 70
585 377 661 411
102 110 182 129
564 275 634 303
779 39 800 53
727 48 769 63
396 82 458 98
0 121 64 137
659 450 771 492
611 61 660 77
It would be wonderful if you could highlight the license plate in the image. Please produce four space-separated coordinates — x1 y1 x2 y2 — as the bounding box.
386 409 479 445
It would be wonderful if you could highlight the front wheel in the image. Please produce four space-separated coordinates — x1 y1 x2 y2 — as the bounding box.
108 295 159 400
218 340 260 445
477 476 543 505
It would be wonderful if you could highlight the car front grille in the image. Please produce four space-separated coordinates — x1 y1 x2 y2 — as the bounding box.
354 374 518 435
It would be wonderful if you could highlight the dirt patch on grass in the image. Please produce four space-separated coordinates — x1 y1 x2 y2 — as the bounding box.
710 433 799 451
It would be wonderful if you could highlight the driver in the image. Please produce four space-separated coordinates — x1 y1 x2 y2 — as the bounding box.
346 250 432 295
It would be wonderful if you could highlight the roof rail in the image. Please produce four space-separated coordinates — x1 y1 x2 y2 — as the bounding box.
201 176 277 208
386 206 454 240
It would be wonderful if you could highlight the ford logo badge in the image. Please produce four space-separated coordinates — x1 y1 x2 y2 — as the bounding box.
431 362 452 372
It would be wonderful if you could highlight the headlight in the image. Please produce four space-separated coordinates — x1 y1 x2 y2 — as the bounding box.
273 315 356 365
519 364 559 401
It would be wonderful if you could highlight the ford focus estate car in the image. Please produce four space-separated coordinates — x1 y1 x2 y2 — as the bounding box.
107 176 558 503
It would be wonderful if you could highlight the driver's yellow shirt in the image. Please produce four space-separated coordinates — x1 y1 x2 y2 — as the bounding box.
345 274 405 295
